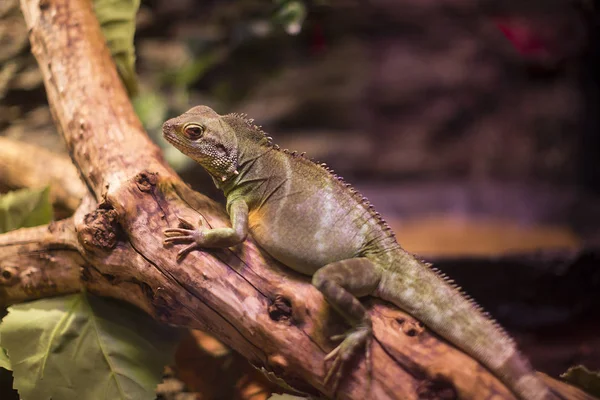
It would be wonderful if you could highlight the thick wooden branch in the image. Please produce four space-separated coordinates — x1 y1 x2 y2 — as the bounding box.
5 0 594 399
0 218 83 305
20 0 165 198
0 137 86 211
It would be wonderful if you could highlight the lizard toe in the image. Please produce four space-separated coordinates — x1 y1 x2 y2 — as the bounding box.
176 242 200 261
176 216 195 229
163 235 194 244
323 325 372 394
164 228 195 236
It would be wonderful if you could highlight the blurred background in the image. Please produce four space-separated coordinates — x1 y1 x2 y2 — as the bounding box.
1 0 599 399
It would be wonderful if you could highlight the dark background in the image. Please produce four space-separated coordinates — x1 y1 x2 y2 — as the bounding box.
1 0 599 398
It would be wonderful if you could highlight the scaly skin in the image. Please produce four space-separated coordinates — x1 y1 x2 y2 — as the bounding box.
162 106 553 400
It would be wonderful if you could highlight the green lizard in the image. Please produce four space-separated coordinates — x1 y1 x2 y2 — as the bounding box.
162 105 553 400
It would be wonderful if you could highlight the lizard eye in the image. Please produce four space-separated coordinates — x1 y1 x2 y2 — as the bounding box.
183 123 205 139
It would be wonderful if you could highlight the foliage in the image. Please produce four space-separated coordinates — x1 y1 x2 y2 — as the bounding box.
0 186 180 400
274 0 307 35
268 394 310 400
93 0 141 96
561 365 600 397
0 347 10 371
1 1 315 398
133 91 194 171
0 186 54 375
0 293 180 400
0 187 52 234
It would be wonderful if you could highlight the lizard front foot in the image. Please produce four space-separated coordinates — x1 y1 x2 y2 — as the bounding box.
163 216 207 260
324 324 372 394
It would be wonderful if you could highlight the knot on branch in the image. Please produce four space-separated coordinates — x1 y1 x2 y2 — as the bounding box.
77 207 122 252
416 378 457 400
39 0 51 11
0 266 19 286
1 262 58 295
396 317 425 337
135 171 159 193
269 295 293 323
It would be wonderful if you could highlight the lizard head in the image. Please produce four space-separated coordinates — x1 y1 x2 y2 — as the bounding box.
162 106 239 182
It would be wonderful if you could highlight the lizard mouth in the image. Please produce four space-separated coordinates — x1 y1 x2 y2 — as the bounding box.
162 120 176 141
162 120 187 148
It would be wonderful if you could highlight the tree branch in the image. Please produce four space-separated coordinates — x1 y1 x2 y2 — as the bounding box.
2 0 593 399
0 217 82 305
0 136 86 212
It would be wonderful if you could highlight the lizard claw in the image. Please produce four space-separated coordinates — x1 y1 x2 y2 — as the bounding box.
163 216 204 239
323 325 372 394
176 242 201 261
163 229 195 239
329 333 347 342
177 216 196 230
163 215 207 260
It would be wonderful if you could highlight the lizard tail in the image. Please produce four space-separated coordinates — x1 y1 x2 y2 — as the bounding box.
375 251 554 400
498 355 554 400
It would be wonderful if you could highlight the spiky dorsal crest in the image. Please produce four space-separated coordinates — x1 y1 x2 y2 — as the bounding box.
224 113 272 146
226 110 516 359
423 259 514 344
280 148 308 159
225 111 396 239
280 148 397 240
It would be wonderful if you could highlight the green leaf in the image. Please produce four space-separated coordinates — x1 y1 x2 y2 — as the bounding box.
0 345 11 371
0 187 53 233
132 91 168 132
0 293 181 400
131 92 194 172
171 53 220 88
268 394 315 400
274 0 306 35
561 365 600 397
93 0 141 96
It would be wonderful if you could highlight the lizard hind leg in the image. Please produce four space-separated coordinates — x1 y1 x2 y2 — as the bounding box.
311 258 381 394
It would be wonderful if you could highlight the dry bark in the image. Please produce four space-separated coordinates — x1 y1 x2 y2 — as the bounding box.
0 0 595 399
0 217 82 304
0 136 86 211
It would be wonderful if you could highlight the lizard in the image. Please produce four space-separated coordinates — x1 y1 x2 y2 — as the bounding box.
161 105 553 400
